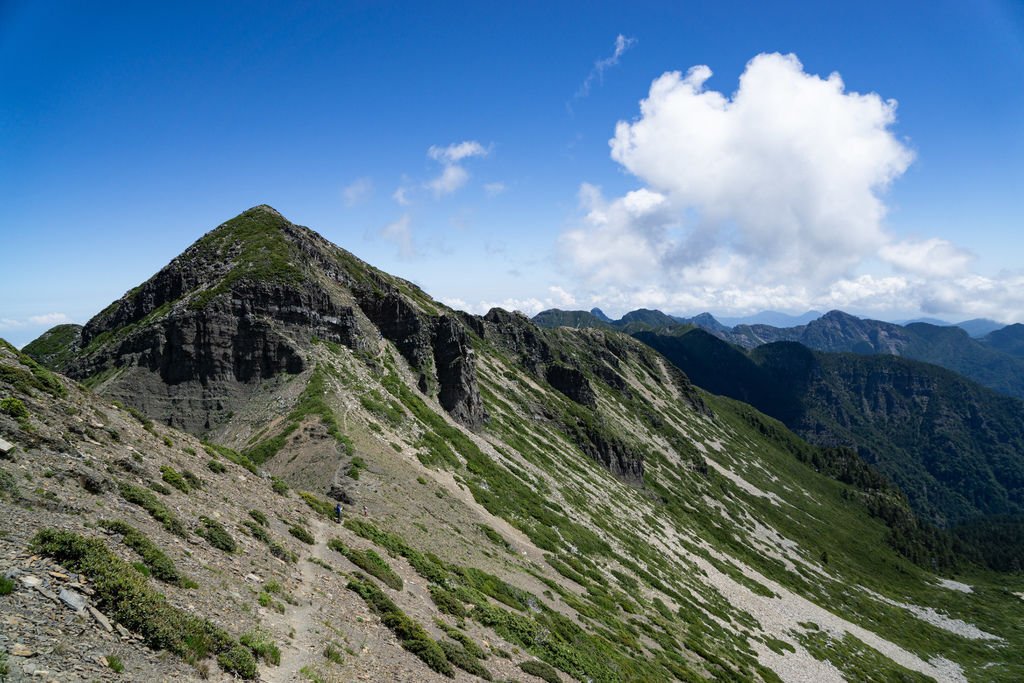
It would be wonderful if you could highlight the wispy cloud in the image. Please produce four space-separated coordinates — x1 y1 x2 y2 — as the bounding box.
342 177 373 207
392 186 411 206
484 182 506 197
428 141 488 164
379 214 416 258
0 312 71 330
425 140 489 197
441 285 577 316
574 34 637 102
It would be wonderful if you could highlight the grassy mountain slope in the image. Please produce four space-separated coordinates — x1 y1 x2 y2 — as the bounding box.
634 328 1024 569
6 208 1024 681
21 323 82 371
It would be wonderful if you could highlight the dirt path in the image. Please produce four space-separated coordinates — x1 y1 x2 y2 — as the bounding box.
264 519 336 683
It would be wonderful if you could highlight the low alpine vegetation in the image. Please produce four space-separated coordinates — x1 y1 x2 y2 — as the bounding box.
347 574 452 676
99 519 196 587
328 538 403 590
196 516 236 552
30 529 256 679
118 482 187 537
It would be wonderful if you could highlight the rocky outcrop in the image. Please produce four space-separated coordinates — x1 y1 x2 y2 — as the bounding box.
545 363 596 408
480 308 553 375
433 315 486 429
351 281 486 430
354 288 434 378
563 415 644 485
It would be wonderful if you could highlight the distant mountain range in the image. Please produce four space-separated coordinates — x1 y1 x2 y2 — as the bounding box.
534 307 1024 400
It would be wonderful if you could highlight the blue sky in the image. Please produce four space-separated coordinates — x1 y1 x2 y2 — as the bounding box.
2 1 1023 347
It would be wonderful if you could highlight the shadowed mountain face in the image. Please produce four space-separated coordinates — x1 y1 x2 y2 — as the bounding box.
12 206 1024 680
984 323 1024 358
634 328 1024 557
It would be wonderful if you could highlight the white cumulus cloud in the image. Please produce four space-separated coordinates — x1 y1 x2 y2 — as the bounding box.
879 238 973 277
556 52 1018 320
562 183 674 285
605 52 913 283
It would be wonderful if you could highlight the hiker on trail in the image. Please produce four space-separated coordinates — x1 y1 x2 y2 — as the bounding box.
335 503 342 523
362 504 368 517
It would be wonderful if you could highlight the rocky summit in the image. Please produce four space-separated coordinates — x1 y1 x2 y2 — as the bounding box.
3 207 1023 682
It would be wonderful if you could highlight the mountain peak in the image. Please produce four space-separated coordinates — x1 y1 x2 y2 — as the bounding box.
247 203 283 217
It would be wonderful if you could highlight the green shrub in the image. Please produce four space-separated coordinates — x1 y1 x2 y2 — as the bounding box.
181 470 202 490
324 642 344 664
436 621 487 659
162 435 174 448
328 539 402 590
440 640 492 680
124 406 153 432
0 341 65 397
258 591 285 613
248 509 268 526
0 576 14 595
207 460 227 474
240 629 280 665
242 367 353 464
147 480 172 495
106 654 124 673
271 477 289 495
118 482 187 536
519 660 562 683
160 466 190 493
347 456 366 480
217 643 257 679
30 529 254 678
429 585 467 618
99 519 194 587
0 397 29 419
299 491 335 520
347 575 452 676
197 517 236 552
202 442 257 474
289 525 314 545
478 524 512 551
0 467 18 498
343 519 448 584
359 390 405 426
242 520 296 563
